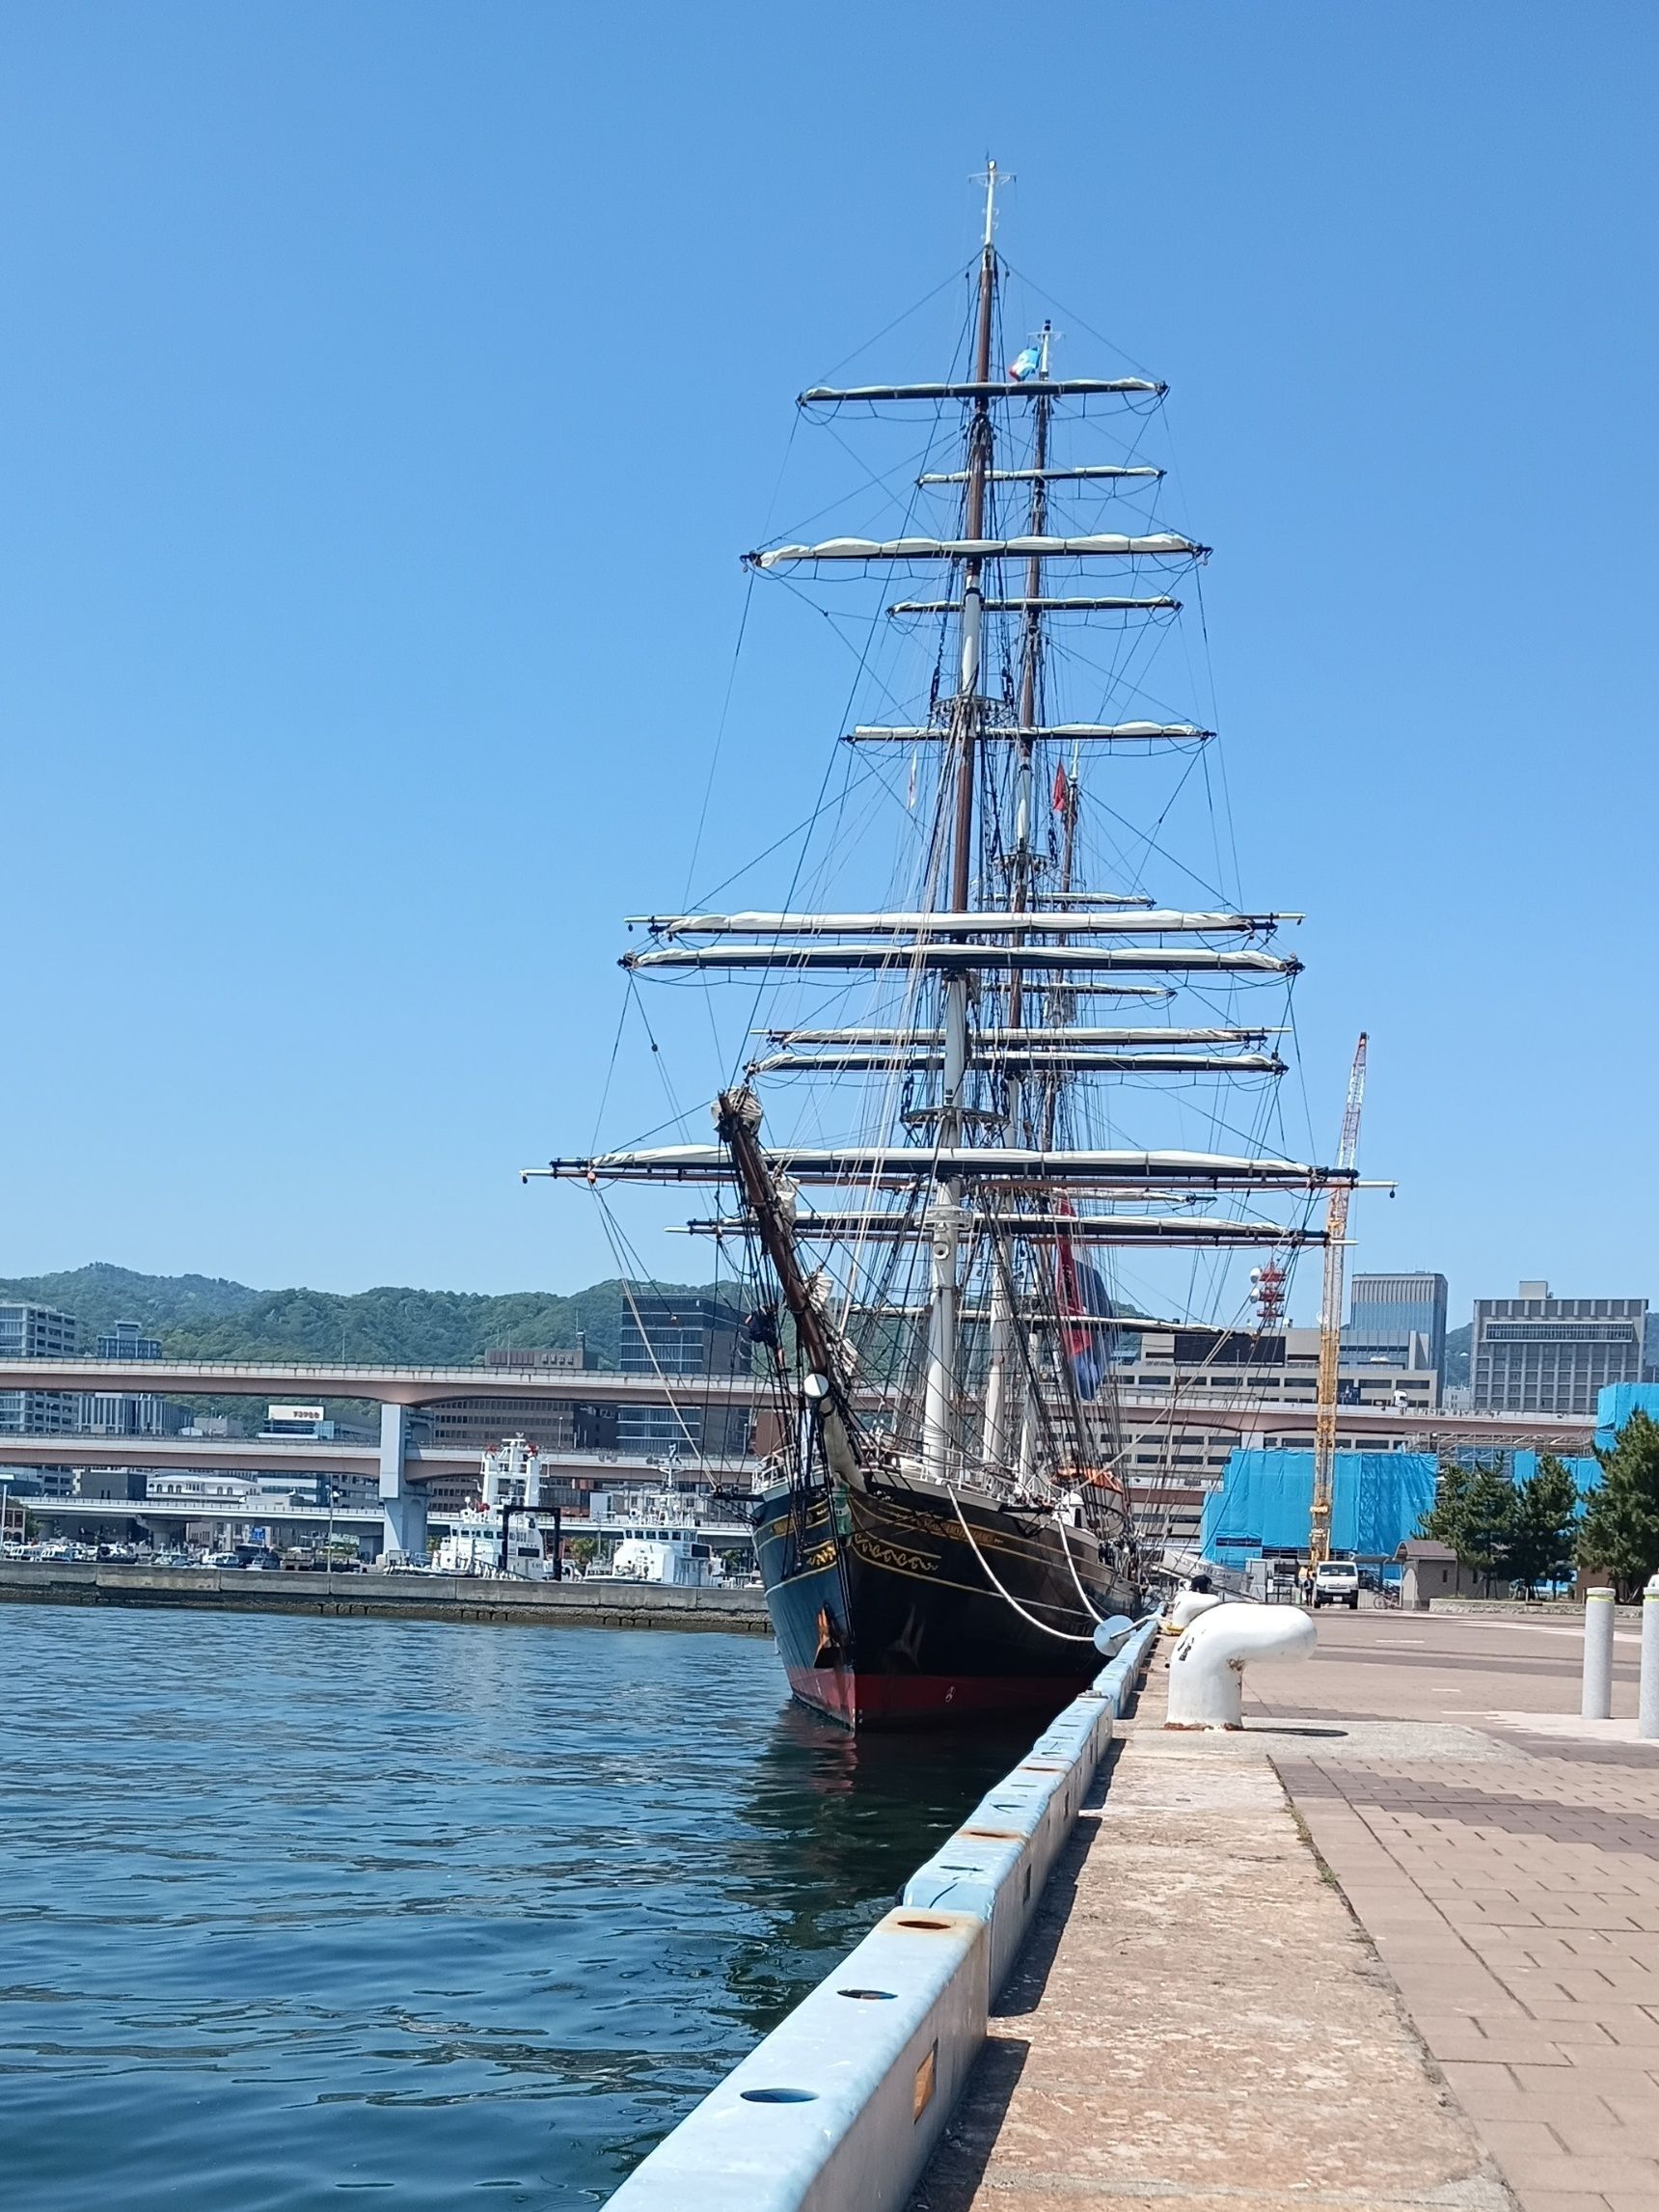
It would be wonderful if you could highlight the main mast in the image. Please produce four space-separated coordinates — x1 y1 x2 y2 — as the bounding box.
922 161 1001 1482
981 318 1050 1472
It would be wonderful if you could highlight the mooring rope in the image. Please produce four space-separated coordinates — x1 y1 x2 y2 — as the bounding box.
1054 1509 1107 1625
944 1483 1100 1645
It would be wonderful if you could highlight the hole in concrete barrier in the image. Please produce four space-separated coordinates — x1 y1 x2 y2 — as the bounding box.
741 2089 818 2104
837 1988 897 2001
1022 1866 1031 1902
895 1916 952 1931
962 1827 1020 1842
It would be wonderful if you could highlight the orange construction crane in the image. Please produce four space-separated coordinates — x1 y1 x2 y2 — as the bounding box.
1308 1033 1368 1576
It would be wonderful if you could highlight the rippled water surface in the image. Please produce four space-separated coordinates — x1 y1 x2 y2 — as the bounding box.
0 1605 1031 2210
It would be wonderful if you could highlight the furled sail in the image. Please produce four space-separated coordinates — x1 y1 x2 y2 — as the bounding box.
541 1144 1353 1191
888 594 1181 615
623 943 1299 976
799 378 1165 403
746 533 1205 568
633 908 1290 938
846 722 1211 745
916 465 1163 485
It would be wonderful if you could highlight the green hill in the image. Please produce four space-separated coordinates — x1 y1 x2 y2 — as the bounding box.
0 1263 730 1372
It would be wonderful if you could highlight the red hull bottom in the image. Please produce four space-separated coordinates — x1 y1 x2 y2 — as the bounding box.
786 1664 1092 1732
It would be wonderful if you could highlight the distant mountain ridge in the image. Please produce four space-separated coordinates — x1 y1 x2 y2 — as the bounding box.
0 1262 726 1373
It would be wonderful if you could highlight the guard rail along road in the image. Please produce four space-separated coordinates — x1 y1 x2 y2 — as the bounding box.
603 1611 1163 2212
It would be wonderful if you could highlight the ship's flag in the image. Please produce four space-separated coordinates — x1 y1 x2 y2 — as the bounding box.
1008 344 1042 382
1052 763 1070 813
1054 1220 1111 1401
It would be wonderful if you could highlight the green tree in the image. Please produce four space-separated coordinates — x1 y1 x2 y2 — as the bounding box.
1419 1455 1519 1594
1577 1411 1659 1602
1508 1456 1580 1598
1464 1465 1521 1594
1419 1457 1478 1553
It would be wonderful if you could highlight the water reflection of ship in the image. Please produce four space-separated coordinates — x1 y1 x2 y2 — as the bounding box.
718 1702 1034 2039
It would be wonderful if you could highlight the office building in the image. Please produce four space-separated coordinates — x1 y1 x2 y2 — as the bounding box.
96 1321 163 1361
1346 1272 1449 1389
618 1292 749 1457
78 1392 192 1437
1471 1282 1646 1417
0 1301 80 1435
483 1344 590 1374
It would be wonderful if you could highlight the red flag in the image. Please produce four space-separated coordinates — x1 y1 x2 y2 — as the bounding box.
1051 764 1069 813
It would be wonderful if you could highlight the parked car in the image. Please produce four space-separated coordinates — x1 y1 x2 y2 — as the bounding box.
1313 1558 1362 1610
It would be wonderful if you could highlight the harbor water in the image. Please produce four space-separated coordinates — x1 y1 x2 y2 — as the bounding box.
0 1605 1032 2211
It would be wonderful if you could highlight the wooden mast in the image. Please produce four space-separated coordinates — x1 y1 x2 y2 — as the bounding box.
982 322 1051 1470
923 160 1001 1482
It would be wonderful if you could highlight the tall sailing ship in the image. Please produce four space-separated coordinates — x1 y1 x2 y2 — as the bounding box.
532 169 1355 1730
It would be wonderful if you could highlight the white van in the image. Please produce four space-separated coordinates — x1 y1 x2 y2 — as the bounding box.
1313 1558 1361 1610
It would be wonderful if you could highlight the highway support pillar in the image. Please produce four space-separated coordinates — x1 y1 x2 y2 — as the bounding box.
378 1404 427 1563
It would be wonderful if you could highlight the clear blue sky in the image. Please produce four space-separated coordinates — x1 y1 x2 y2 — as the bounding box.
2 1 1654 1331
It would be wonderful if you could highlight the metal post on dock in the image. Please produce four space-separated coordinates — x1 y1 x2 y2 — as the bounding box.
1641 1577 1659 1739
1583 1587 1615 1720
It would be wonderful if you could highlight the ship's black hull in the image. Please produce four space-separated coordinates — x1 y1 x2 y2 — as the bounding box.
752 1477 1141 1731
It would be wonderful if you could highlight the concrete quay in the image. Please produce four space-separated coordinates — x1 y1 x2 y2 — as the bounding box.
916 1609 1659 2212
0 1557 772 1633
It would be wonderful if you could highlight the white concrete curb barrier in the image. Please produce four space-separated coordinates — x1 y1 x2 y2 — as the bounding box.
902 1613 1161 1995
1165 1602 1316 1730
604 1614 1161 2211
605 1906 987 2212
1583 1587 1616 1720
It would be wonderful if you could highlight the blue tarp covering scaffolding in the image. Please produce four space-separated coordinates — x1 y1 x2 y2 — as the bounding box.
1596 1384 1659 1454
1200 1449 1439 1564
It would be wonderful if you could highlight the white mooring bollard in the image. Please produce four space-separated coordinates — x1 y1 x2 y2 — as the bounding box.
1641 1578 1659 1740
1582 1587 1616 1720
1165 1603 1317 1730
1166 1589 1226 1635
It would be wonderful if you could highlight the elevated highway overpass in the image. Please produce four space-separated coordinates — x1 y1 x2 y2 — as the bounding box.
0 1357 767 1408
1 1357 1595 1557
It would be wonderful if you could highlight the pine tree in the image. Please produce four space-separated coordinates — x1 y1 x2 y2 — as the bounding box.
1577 1411 1659 1602
1463 1464 1520 1594
1508 1456 1580 1598
1420 1458 1478 1552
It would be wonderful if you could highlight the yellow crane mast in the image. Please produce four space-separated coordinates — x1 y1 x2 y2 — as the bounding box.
1308 1032 1369 1577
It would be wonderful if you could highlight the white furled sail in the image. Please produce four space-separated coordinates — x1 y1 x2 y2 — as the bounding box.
746 533 1206 568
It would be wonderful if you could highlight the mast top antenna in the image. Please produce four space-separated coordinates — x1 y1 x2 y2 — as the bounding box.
973 158 1011 248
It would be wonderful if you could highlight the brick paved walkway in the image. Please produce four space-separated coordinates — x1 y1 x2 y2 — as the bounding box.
1252 1610 1659 2212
